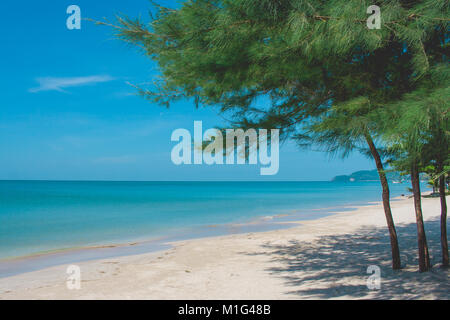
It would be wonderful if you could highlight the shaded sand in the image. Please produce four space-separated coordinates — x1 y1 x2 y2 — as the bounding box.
0 195 448 300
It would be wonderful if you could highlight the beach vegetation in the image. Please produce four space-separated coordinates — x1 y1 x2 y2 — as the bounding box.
99 0 449 271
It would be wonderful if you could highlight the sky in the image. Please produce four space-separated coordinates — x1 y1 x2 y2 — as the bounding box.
0 0 374 181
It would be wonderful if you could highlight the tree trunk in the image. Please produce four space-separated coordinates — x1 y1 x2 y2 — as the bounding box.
364 133 401 269
438 161 448 267
411 163 431 272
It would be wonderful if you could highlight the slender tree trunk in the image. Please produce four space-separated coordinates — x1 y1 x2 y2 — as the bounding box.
411 163 431 272
364 133 401 269
438 161 448 267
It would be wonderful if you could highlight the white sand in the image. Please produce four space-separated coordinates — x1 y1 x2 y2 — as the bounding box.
0 195 449 300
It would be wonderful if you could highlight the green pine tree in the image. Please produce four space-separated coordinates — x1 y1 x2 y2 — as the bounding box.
97 0 449 271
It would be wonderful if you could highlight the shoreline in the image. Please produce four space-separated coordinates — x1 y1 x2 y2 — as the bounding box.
0 203 353 278
1 198 400 266
0 180 414 265
0 203 373 265
1 194 448 299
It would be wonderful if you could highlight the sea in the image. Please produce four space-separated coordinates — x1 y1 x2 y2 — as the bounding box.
0 180 418 277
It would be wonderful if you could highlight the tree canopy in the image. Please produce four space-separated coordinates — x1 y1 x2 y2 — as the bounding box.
103 0 450 270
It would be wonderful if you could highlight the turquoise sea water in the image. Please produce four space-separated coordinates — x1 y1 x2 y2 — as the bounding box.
0 180 416 262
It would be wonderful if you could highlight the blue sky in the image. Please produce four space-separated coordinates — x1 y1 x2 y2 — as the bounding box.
0 0 374 181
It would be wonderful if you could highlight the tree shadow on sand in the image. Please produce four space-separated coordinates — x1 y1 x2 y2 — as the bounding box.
245 218 449 299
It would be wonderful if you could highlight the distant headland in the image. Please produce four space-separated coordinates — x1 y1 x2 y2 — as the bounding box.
332 169 404 183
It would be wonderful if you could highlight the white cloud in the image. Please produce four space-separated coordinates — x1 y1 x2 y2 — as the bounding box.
29 75 115 93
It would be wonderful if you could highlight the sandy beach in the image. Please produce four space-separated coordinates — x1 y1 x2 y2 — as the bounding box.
0 194 448 300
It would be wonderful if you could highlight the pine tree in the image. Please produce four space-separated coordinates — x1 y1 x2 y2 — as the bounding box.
385 82 449 270
99 0 449 271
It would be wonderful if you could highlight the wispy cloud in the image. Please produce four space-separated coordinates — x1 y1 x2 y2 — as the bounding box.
29 75 115 93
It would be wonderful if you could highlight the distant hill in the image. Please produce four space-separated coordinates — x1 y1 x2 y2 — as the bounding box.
332 169 404 182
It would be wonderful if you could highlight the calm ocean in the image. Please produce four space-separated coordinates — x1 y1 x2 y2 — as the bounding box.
0 180 415 262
